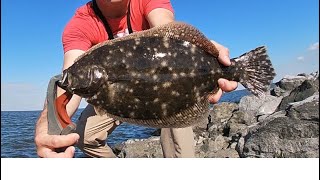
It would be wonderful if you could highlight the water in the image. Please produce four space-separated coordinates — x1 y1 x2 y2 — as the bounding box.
1 89 249 158
1 111 156 158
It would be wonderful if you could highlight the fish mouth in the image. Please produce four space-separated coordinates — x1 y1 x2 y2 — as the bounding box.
56 72 79 95
56 68 103 97
56 72 70 92
56 71 100 97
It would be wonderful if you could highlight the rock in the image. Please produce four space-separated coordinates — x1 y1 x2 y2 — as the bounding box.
277 80 319 110
256 110 287 125
243 117 319 158
310 71 319 89
256 96 283 116
196 136 205 145
271 73 315 97
230 142 237 149
193 127 210 140
236 137 245 157
193 110 212 130
197 102 239 139
206 123 221 138
199 135 229 153
310 71 319 78
210 102 238 123
195 136 238 158
114 136 163 158
286 94 319 122
203 149 239 158
228 123 249 138
229 111 246 124
213 135 230 151
270 86 286 97
239 95 280 125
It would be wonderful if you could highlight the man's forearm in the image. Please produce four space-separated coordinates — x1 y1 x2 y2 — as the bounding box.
57 86 82 117
66 94 82 117
35 102 49 137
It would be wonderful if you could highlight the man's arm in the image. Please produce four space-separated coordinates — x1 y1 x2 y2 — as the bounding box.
57 50 85 116
146 8 238 103
34 50 85 158
147 8 175 27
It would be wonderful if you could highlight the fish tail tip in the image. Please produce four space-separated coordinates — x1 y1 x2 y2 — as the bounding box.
234 46 276 96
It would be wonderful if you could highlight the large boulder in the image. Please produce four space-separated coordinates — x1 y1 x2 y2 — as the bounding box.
242 117 319 158
197 102 238 139
277 80 319 110
271 72 317 97
286 94 319 122
238 95 282 125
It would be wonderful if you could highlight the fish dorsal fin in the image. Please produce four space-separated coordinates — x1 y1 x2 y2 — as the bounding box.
94 96 210 128
145 22 219 57
75 22 219 62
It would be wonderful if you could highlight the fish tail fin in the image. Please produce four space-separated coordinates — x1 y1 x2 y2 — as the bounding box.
224 46 276 97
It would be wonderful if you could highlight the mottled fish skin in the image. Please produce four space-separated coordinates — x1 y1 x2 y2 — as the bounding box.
57 22 276 128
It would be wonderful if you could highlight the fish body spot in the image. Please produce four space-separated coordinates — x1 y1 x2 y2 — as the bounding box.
162 82 172 88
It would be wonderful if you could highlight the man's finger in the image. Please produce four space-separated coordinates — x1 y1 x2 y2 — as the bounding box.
218 79 238 92
211 40 231 66
41 133 79 148
218 51 231 66
42 146 75 158
208 88 223 104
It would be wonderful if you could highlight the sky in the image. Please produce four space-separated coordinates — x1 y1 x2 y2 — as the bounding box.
1 0 319 111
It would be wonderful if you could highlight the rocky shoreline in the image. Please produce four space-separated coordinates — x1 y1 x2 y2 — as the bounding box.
112 71 319 158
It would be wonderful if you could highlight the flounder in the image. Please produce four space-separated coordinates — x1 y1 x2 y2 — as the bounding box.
57 22 276 128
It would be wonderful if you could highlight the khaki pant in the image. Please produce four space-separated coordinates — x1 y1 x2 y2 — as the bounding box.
75 105 195 158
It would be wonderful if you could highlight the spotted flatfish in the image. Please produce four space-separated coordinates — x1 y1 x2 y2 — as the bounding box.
57 22 276 128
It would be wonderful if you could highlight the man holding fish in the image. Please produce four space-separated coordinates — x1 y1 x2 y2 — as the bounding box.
34 0 237 158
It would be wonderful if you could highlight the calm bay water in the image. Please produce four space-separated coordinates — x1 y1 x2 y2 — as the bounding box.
1 89 249 158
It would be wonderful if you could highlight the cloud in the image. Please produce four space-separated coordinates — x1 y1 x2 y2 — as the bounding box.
295 42 319 62
308 42 319 51
297 56 305 61
276 43 319 82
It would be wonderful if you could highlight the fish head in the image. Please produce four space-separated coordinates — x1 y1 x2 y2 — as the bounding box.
57 65 105 98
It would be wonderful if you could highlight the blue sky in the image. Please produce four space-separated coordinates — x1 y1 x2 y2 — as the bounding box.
1 0 319 111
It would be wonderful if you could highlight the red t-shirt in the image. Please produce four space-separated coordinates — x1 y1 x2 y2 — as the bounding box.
62 0 174 53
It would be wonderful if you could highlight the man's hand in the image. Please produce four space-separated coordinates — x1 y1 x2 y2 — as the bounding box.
35 133 79 158
208 40 238 104
34 106 79 158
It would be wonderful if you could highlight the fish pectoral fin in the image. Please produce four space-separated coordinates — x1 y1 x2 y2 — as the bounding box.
104 97 210 128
